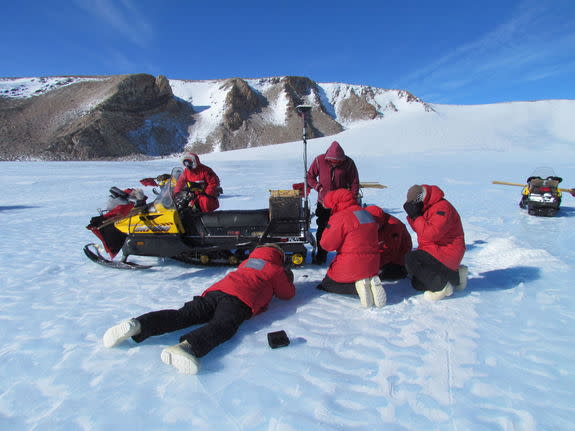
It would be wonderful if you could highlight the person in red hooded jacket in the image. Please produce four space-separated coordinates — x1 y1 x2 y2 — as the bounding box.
102 244 295 374
403 185 467 301
316 189 386 308
306 141 360 264
365 205 413 281
174 151 221 212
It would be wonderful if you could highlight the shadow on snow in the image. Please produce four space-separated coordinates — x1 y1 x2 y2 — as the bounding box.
0 205 41 211
465 266 541 293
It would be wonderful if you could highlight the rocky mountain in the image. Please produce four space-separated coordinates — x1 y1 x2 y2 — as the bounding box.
0 74 433 160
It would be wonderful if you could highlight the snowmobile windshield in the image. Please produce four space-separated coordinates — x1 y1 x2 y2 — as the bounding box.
529 167 556 180
152 167 183 209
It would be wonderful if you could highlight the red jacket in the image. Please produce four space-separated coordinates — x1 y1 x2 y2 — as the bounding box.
365 205 413 267
407 185 465 271
306 141 360 204
174 153 220 212
320 189 380 283
203 246 295 316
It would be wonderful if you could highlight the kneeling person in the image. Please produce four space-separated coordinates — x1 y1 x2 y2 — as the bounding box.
317 189 385 307
103 244 295 374
365 205 412 281
403 185 467 301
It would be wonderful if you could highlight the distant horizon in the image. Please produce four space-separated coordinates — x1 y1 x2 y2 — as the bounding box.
1 0 574 105
1 74 574 106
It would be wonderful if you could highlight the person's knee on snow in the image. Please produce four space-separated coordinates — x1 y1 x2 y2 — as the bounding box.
316 189 383 307
403 185 466 301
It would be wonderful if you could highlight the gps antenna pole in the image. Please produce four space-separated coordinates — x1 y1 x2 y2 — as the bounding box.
296 105 312 214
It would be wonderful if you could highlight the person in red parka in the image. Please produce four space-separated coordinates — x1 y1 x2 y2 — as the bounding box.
365 205 413 281
317 189 386 307
306 141 360 264
102 244 295 374
174 151 221 212
403 185 467 301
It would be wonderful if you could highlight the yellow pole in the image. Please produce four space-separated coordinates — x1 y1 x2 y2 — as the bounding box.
492 180 574 193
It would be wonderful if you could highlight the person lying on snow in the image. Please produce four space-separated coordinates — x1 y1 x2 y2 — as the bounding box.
306 141 360 265
315 189 386 308
364 205 412 281
102 244 295 375
173 151 221 212
403 185 468 301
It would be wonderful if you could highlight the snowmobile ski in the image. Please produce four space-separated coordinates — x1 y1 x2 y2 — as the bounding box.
83 243 152 270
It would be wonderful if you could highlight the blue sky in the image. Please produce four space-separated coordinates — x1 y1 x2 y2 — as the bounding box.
2 0 574 105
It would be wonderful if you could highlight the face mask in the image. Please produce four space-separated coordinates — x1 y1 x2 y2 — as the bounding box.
183 159 197 169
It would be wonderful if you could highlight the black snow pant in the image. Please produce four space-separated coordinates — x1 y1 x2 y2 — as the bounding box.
405 250 460 292
132 290 252 358
379 263 408 281
317 274 358 295
314 203 332 263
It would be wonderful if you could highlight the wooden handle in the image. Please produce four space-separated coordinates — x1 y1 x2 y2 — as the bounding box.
493 180 574 193
492 180 526 187
360 182 387 189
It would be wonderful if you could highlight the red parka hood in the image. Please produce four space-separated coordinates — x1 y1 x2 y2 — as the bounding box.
325 141 346 161
180 152 202 167
323 189 358 213
422 185 445 210
248 245 285 266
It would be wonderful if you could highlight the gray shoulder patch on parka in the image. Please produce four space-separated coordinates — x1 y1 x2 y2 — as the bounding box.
353 210 375 224
244 258 267 270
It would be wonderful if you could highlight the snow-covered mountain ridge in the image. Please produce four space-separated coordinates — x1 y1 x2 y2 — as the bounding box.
0 74 430 160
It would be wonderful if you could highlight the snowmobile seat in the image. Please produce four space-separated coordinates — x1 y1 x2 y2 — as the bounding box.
199 209 270 229
528 178 560 195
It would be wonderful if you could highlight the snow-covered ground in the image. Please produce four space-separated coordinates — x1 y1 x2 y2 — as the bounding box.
1 101 574 430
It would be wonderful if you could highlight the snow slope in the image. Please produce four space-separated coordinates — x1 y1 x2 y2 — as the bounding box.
1 101 574 431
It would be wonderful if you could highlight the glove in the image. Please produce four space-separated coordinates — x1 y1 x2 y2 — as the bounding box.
403 201 423 219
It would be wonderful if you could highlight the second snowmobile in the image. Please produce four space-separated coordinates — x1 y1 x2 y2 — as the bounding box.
493 167 572 217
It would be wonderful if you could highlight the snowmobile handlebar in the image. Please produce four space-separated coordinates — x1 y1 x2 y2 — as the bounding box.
109 186 129 199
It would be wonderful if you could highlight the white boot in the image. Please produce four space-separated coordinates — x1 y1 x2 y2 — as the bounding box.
423 283 454 301
161 341 200 375
103 318 141 348
369 276 387 308
355 278 374 308
454 265 468 291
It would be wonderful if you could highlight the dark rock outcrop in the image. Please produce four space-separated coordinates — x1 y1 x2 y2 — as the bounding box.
0 74 193 160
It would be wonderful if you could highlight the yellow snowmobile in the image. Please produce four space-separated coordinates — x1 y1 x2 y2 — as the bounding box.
84 167 314 269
